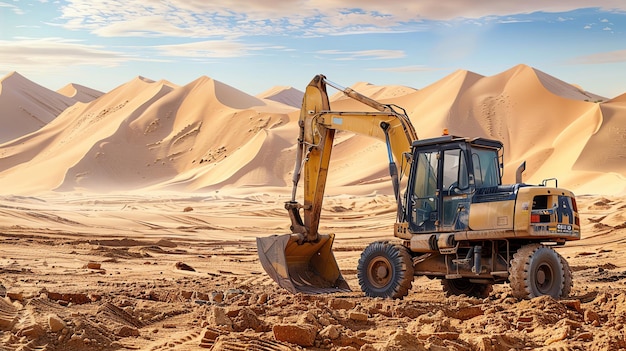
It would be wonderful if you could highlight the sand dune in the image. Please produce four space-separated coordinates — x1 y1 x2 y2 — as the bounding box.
0 65 624 196
0 75 296 194
398 64 625 194
0 72 76 143
256 86 304 108
57 83 104 103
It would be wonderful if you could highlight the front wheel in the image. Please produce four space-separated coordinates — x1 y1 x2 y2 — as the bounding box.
357 241 414 298
509 244 567 299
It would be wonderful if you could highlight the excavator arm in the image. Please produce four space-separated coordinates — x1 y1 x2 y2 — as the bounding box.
257 75 418 294
289 75 417 241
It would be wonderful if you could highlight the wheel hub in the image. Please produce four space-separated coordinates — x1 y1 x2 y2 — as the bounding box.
536 270 546 284
536 263 554 293
376 265 389 279
368 257 392 288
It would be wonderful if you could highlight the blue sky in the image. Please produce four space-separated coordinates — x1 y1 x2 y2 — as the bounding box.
1 1 625 98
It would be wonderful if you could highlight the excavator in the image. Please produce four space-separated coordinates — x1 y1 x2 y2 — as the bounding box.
256 74 580 299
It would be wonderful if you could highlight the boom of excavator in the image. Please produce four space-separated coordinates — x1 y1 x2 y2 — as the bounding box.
256 74 580 299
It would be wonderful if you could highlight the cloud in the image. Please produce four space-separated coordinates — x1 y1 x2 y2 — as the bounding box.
153 40 252 58
570 49 626 64
0 1 24 15
0 38 136 69
367 65 442 72
56 0 626 38
316 49 405 60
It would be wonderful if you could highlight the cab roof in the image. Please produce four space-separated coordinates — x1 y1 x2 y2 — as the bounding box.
411 135 503 150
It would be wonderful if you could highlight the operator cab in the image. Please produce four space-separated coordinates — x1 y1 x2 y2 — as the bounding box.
405 136 503 233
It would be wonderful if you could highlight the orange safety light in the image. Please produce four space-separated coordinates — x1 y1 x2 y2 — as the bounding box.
442 128 449 135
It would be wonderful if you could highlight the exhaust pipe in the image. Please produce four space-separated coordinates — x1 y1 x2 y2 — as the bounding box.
516 161 526 184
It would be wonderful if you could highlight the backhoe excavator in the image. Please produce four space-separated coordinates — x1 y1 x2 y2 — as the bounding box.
256 75 580 299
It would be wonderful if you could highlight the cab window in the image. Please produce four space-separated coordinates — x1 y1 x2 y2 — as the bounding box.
442 149 469 191
472 148 500 188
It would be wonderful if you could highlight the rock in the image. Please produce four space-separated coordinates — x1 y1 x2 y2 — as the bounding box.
183 206 193 212
200 327 221 343
257 293 268 304
116 325 140 337
210 291 224 303
320 324 340 340
175 262 195 271
298 311 320 327
7 292 24 301
226 306 242 318
273 323 318 347
208 306 232 329
560 299 582 313
447 306 484 320
329 298 356 310
86 262 101 270
576 331 594 341
382 330 427 351
224 289 244 300
47 292 91 304
349 311 368 322
422 332 459 341
584 309 600 324
18 323 45 338
319 316 332 326
559 318 582 329
545 327 568 345
234 307 265 332
393 305 424 319
48 314 66 332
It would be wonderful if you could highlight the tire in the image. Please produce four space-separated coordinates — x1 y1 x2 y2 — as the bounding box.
357 241 414 298
558 253 573 298
441 279 493 298
509 244 566 299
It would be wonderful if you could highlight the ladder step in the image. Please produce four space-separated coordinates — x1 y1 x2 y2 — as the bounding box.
452 259 470 266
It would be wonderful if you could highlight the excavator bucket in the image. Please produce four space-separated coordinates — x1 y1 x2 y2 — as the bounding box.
256 233 351 294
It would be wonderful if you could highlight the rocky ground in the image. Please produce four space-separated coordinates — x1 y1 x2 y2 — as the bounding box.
0 193 625 351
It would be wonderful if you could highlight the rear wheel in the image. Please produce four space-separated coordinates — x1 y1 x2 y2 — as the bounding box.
509 244 566 299
558 253 573 298
441 279 493 298
357 241 414 298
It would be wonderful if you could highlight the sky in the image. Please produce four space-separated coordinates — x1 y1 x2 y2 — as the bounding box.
1 1 626 98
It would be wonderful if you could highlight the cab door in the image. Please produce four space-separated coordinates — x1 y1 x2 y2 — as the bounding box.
407 147 439 232
440 147 471 231
407 143 471 233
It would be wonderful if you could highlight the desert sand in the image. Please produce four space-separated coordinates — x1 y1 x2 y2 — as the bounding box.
0 65 625 350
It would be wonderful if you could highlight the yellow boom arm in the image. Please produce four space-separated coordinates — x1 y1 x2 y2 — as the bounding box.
288 75 418 242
